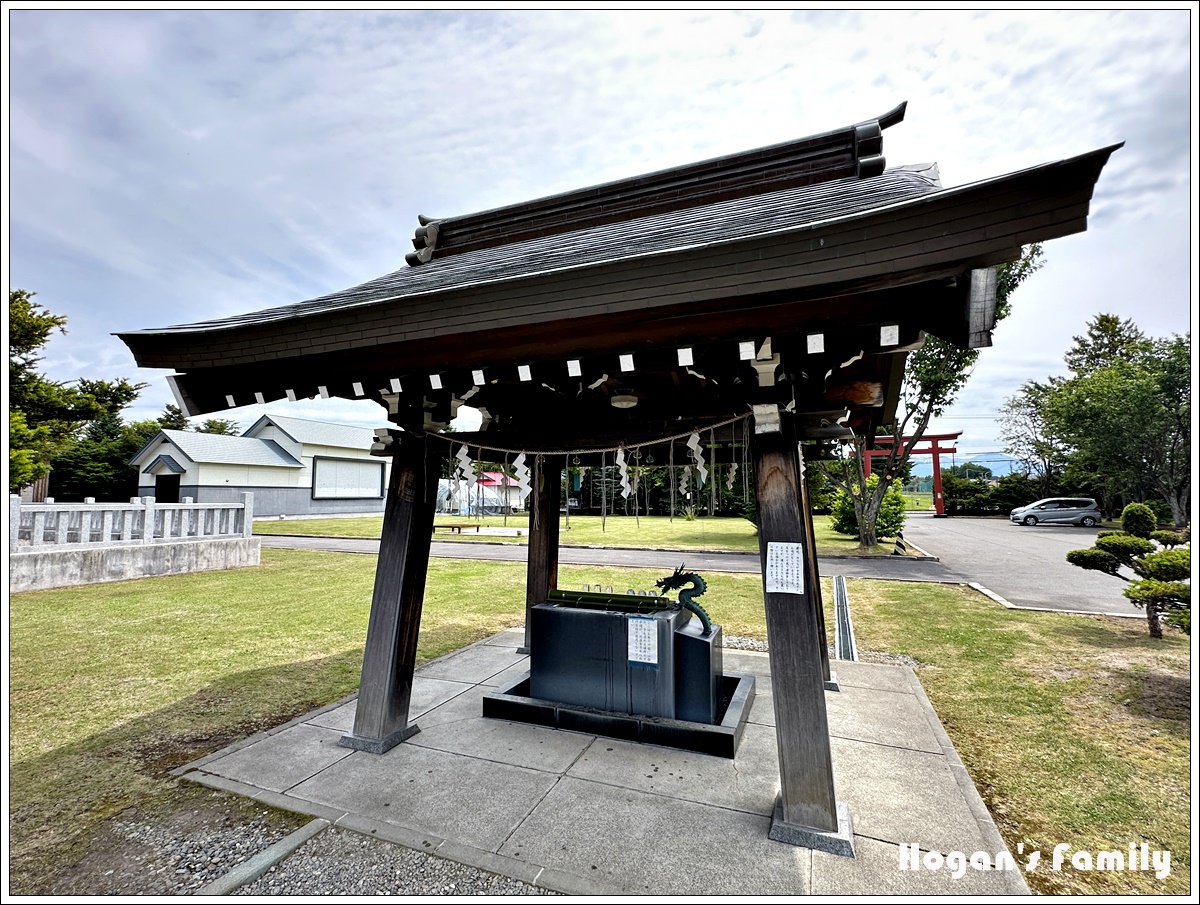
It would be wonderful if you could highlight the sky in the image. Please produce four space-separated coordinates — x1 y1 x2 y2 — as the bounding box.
4 8 1196 462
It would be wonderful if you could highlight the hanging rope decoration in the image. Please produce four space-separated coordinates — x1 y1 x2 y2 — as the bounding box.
726 462 738 492
709 427 717 515
531 454 543 532
631 448 641 527
455 444 478 490
418 413 752 527
616 448 632 500
669 441 676 521
423 413 749 457
513 452 532 506
742 417 751 505
687 432 708 487
600 450 607 533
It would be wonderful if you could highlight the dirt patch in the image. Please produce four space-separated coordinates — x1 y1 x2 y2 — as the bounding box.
19 703 325 896
47 787 307 896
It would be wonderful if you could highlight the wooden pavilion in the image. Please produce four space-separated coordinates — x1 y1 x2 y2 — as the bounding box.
118 102 1119 852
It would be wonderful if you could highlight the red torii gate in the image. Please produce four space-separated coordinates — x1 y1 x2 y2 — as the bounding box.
864 431 962 517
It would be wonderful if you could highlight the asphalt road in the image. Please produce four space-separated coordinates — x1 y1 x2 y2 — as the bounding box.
261 522 1142 617
900 512 1142 617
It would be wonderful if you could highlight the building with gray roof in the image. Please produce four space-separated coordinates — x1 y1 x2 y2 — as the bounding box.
129 416 390 518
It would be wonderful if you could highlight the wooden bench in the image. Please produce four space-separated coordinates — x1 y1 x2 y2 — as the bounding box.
433 523 482 534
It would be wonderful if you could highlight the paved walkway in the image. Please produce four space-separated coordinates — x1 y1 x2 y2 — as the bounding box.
177 629 1027 895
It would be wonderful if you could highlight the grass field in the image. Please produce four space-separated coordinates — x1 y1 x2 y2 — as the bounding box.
253 512 893 555
902 491 935 510
8 550 1189 894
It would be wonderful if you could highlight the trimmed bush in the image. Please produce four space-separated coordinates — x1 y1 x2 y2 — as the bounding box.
1066 548 1123 577
1151 530 1186 549
1095 533 1154 566
1133 548 1191 582
1121 502 1158 538
1125 578 1190 612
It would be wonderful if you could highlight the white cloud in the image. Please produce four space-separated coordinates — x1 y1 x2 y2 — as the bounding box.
6 8 1192 453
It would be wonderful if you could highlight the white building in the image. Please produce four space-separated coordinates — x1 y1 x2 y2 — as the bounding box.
129 414 390 517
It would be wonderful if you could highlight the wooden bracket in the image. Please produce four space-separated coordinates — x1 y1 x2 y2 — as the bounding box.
752 337 781 387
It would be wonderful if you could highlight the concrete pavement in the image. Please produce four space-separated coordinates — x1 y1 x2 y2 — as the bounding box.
175 629 1029 895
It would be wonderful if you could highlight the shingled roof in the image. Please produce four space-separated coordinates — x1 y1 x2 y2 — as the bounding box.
133 430 302 468
243 414 383 450
115 104 1120 434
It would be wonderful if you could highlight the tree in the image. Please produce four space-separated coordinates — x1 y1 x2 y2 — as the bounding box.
944 462 994 481
822 245 1044 547
8 289 145 491
1063 313 1152 377
829 474 906 540
8 412 56 491
999 380 1069 497
195 418 240 435
1044 331 1190 526
940 474 993 515
48 415 161 502
1067 504 1190 638
157 405 190 430
157 405 241 435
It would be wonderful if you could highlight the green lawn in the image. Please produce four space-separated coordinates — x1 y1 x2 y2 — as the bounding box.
8 550 1189 894
254 513 893 555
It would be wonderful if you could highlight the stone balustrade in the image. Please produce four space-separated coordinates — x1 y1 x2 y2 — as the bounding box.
9 493 254 553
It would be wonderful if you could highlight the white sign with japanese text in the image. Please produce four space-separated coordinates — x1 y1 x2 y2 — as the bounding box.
765 542 805 594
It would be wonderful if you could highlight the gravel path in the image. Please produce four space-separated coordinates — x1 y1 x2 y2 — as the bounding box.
235 827 555 896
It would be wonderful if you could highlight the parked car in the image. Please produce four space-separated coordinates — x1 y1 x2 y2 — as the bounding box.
1010 497 1102 527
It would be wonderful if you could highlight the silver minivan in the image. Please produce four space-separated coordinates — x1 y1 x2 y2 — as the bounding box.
1010 497 1102 527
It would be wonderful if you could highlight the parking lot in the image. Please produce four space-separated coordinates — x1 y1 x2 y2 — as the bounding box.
900 512 1144 617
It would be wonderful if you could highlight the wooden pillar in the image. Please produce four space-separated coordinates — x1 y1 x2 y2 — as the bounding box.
751 405 853 854
522 455 563 653
931 446 947 517
798 451 832 686
341 429 438 754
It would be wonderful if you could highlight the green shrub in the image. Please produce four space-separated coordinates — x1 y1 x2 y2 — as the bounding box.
982 473 1041 513
830 474 907 538
1144 498 1173 526
1125 578 1190 613
1069 514 1190 640
1095 533 1154 566
1165 608 1190 634
941 475 992 515
1133 547 1191 582
1151 530 1186 549
1066 547 1123 576
1121 502 1158 538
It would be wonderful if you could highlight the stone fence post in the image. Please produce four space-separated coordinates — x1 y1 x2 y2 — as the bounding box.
241 493 254 537
141 496 157 543
10 494 20 554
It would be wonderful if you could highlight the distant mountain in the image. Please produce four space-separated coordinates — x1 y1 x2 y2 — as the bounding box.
907 452 1023 478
